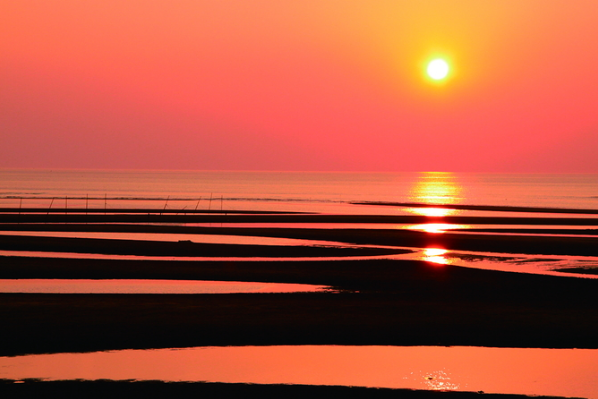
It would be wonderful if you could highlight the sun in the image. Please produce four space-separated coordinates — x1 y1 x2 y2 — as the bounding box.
426 58 450 81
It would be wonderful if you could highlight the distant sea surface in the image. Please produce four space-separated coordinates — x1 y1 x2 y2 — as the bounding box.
2 169 598 216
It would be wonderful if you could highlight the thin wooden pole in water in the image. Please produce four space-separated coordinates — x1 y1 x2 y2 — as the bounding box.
161 196 169 215
208 193 213 211
194 197 201 211
47 198 54 215
220 195 224 227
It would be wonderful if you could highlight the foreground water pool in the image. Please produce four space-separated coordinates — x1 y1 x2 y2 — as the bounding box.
1 345 597 398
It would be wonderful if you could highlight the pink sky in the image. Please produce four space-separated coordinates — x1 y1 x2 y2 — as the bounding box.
2 1 598 172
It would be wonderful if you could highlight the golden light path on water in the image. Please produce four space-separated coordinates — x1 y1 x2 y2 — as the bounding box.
404 223 470 234
407 207 458 217
404 173 463 265
422 248 450 265
408 172 463 205
405 172 463 218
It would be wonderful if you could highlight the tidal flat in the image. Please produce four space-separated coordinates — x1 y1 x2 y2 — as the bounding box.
1 207 598 398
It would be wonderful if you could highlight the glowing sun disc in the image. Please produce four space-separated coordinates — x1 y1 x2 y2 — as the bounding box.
427 59 449 80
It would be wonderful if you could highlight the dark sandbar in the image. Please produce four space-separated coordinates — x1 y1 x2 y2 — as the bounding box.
353 201 598 215
0 380 574 399
0 234 405 257
1 258 597 356
3 212 598 225
3 223 598 256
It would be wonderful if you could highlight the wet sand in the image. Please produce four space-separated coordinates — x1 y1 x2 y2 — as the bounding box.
1 208 598 355
0 233 405 257
1 207 598 398
352 201 598 215
4 224 598 257
1 256 598 357
3 212 598 225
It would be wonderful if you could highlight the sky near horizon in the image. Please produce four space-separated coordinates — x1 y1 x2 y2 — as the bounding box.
2 1 598 172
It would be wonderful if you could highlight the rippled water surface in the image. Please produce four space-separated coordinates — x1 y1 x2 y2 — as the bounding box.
3 170 598 214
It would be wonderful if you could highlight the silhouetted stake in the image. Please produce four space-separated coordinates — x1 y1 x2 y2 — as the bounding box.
160 196 169 216
47 198 55 215
220 195 224 227
18 198 22 215
208 193 213 211
194 197 201 211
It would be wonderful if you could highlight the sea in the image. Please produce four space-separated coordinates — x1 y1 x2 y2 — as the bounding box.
2 168 598 215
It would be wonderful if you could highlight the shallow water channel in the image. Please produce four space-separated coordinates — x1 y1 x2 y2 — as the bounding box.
3 227 598 276
0 279 331 294
1 345 597 398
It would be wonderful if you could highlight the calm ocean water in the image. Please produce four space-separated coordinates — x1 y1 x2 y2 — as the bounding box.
2 346 597 398
2 169 598 215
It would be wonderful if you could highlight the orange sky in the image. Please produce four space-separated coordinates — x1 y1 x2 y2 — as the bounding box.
2 1 598 172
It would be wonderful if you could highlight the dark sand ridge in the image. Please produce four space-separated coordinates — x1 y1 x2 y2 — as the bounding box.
353 201 598 215
5 201 598 214
0 207 309 214
0 234 405 257
1 258 597 356
3 224 598 256
3 212 598 225
4 223 598 237
0 380 576 399
452 227 598 235
558 267 598 275
2 290 597 356
1 256 597 298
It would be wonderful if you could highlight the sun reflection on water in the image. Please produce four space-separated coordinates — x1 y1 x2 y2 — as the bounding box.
407 172 464 218
423 248 450 265
405 223 469 234
422 369 461 390
406 207 458 217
